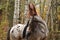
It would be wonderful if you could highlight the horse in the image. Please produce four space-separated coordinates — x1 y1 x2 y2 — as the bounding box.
7 16 49 40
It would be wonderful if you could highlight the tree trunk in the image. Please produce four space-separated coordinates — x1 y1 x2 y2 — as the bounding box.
13 0 20 25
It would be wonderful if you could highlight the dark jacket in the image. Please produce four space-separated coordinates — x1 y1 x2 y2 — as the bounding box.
23 15 49 38
33 15 49 36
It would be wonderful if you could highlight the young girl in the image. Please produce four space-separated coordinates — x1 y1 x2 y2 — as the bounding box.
23 3 49 39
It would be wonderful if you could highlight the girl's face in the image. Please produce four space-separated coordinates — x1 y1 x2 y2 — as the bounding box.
29 4 34 10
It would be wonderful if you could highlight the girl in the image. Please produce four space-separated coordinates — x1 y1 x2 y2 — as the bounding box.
23 3 49 39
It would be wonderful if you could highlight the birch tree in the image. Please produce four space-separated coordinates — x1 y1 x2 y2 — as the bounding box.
13 0 20 25
45 0 52 23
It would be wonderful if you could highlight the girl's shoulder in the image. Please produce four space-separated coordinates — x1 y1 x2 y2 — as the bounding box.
34 15 42 20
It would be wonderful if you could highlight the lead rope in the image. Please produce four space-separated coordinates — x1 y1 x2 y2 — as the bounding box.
23 16 34 40
26 16 34 40
23 20 30 38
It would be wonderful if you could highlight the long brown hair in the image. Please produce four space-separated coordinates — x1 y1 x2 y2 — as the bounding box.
28 3 37 16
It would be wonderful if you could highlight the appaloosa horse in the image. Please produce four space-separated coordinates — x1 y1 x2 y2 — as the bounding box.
7 16 49 40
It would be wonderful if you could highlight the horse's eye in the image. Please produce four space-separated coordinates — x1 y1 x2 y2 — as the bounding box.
17 26 20 28
12 30 14 33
